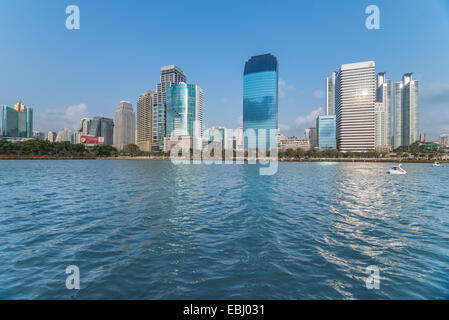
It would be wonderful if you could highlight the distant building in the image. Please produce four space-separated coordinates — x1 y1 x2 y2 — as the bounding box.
375 72 392 151
32 131 45 140
55 128 73 143
0 101 33 137
47 131 57 142
317 115 336 151
420 133 427 143
440 134 449 147
326 72 336 115
336 61 376 152
308 127 317 147
279 137 310 151
137 91 155 152
243 53 278 150
394 73 419 148
165 83 203 151
113 101 135 151
88 116 114 146
154 65 187 151
209 126 228 151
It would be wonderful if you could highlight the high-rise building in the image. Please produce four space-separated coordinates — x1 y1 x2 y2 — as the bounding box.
375 72 392 152
420 133 426 143
154 65 187 151
47 131 57 142
137 91 155 152
440 134 449 147
243 53 278 150
394 73 419 149
165 83 203 151
88 116 114 146
55 128 73 143
308 127 317 147
317 115 336 151
113 101 135 151
209 126 228 151
1 101 33 137
326 72 336 115
335 61 376 152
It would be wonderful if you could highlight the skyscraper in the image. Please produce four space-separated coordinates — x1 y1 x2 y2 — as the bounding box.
55 128 73 143
317 115 336 151
154 65 187 151
243 53 278 150
113 101 135 151
165 83 203 150
375 72 392 151
137 91 155 152
1 101 33 137
88 116 114 146
335 61 376 152
326 72 336 115
394 73 419 149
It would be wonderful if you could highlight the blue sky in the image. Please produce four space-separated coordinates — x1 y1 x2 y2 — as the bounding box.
1 0 449 140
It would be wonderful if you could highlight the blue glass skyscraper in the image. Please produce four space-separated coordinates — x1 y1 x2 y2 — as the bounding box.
317 115 336 151
243 54 278 150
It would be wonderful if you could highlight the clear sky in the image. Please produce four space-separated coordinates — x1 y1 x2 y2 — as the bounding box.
1 0 449 140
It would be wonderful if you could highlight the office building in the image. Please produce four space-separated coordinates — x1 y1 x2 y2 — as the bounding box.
137 91 155 152
326 72 336 115
375 72 392 152
279 137 311 151
165 83 203 151
154 65 187 151
47 131 57 142
55 128 73 143
113 101 135 151
440 134 449 147
209 126 228 151
88 116 114 146
317 115 336 151
1 101 33 137
336 61 376 152
394 73 419 148
243 53 278 150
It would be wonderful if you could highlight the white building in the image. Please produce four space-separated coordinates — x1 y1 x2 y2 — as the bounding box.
47 131 57 142
55 128 73 143
326 72 336 115
440 134 449 147
336 61 376 152
279 137 311 151
394 73 419 148
113 101 136 151
375 72 392 151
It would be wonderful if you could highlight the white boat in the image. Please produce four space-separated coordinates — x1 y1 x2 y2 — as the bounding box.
387 164 407 175
433 162 441 167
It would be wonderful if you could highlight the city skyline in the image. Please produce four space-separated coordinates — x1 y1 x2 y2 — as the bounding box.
1 0 448 140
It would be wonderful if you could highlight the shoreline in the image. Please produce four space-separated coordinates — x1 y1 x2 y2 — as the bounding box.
1 156 447 164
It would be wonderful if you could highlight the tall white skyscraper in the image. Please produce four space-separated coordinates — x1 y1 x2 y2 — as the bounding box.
137 91 155 152
153 65 187 151
394 73 419 149
375 72 392 150
335 61 376 152
326 72 336 115
113 101 136 151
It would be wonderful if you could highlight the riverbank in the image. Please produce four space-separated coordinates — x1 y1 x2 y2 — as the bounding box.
2 155 447 163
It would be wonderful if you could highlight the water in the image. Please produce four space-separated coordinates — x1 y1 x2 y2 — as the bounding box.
0 160 448 300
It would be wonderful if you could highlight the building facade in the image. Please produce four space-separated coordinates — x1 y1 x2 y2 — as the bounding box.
88 116 114 146
440 134 449 147
279 137 311 151
165 83 203 151
113 101 135 151
335 61 376 152
137 91 155 152
375 72 392 151
153 65 187 151
326 72 336 115
243 53 278 150
55 128 73 143
209 126 228 151
317 115 336 151
1 101 33 137
394 73 419 149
